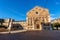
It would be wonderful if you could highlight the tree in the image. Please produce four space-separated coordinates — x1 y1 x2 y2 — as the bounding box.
51 23 56 30
55 23 59 30
51 23 60 30
52 23 60 30
0 19 4 27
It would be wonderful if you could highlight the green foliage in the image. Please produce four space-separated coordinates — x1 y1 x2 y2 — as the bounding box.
0 19 4 23
51 23 60 30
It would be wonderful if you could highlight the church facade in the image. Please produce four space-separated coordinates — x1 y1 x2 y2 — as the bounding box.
26 6 51 30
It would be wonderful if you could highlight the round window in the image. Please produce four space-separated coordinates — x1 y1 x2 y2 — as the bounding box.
36 12 38 14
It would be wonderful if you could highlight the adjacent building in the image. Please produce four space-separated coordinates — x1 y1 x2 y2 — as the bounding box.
51 18 60 23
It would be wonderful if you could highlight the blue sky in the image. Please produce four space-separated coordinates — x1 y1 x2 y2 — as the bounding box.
0 0 60 20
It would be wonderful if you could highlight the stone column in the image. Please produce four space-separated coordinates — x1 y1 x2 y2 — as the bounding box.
7 19 12 31
40 23 42 30
32 17 34 29
26 17 28 30
48 16 50 22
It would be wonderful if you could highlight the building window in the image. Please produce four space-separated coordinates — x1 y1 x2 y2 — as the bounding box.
43 23 50 26
48 27 50 30
44 27 46 30
42 17 44 22
36 12 38 14
36 8 38 9
46 18 48 22
28 18 32 26
32 10 34 11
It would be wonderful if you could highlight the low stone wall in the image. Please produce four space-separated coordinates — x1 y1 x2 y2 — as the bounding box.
0 30 27 34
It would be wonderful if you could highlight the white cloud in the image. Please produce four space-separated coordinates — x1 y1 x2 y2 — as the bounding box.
50 17 55 20
50 14 56 20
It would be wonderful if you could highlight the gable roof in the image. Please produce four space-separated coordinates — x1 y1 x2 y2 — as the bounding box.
26 6 49 16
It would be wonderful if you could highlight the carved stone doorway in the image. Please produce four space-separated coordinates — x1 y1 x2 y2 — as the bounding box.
35 24 40 29
34 18 40 29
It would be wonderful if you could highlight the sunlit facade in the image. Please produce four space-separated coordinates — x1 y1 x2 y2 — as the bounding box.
26 6 51 30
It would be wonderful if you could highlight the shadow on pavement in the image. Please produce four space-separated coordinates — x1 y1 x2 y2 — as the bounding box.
0 30 60 40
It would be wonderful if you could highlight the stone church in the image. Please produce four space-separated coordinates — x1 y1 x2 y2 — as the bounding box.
0 6 51 30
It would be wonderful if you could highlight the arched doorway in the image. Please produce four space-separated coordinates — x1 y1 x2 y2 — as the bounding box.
35 24 40 29
34 18 40 29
